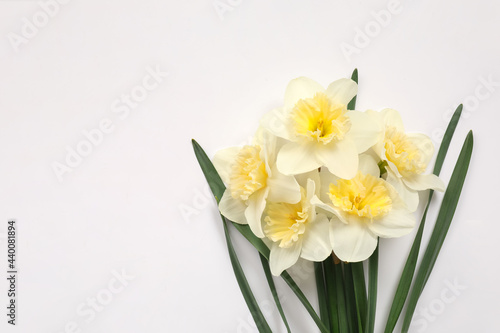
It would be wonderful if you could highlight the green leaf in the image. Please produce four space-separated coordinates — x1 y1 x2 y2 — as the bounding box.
233 223 271 258
223 220 273 333
343 263 359 333
281 272 330 333
347 68 358 110
259 254 291 333
365 244 379 333
383 104 463 333
323 257 340 333
401 130 473 332
433 104 464 175
192 139 327 333
191 139 225 203
384 205 429 333
314 262 331 331
333 261 349 333
351 262 367 332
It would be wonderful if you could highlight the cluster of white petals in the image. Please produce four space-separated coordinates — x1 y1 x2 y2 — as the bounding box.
213 76 445 276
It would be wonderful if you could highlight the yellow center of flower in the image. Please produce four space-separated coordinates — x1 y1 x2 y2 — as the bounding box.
384 127 426 176
291 93 351 144
264 189 308 248
230 145 268 201
328 172 392 219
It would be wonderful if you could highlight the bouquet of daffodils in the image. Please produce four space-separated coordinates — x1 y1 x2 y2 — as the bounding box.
193 70 473 333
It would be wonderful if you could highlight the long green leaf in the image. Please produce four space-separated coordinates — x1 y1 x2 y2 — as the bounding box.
433 104 463 175
342 68 360 332
324 257 340 333
314 262 331 331
191 139 225 202
352 262 367 332
333 261 349 333
384 204 429 333
281 272 330 333
223 220 273 332
347 68 358 110
259 254 291 333
343 263 359 333
384 104 464 332
401 130 473 332
233 223 270 258
192 139 327 333
365 244 379 333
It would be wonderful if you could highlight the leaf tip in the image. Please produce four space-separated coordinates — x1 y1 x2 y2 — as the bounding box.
191 139 200 150
351 68 358 82
454 104 463 118
467 130 474 143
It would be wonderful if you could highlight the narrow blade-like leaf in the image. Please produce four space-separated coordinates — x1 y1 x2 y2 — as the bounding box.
192 139 225 202
433 104 463 175
347 68 358 110
343 263 360 333
259 254 291 333
324 257 340 333
352 262 367 332
281 272 330 333
233 223 270 258
223 220 273 332
365 244 379 333
333 261 349 333
315 262 331 331
401 131 473 332
384 104 463 333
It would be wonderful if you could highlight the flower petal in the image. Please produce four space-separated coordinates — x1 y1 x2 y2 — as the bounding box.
219 190 247 224
403 173 446 192
260 108 292 141
213 146 240 184
385 170 419 212
330 216 378 262
316 139 358 179
300 214 332 261
368 208 415 238
346 111 382 153
244 188 268 238
294 169 321 196
311 195 337 216
358 154 380 178
284 77 325 109
269 240 302 276
318 169 339 202
407 133 435 166
267 164 301 204
325 78 358 106
277 142 322 175
380 108 405 131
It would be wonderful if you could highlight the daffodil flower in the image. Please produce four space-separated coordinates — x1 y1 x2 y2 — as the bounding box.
370 108 445 212
264 177 332 276
261 77 381 178
213 129 301 238
312 155 415 262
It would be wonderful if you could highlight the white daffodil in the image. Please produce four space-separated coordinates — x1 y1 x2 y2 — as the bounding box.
369 108 445 212
213 129 301 238
312 155 415 262
264 177 332 276
261 77 381 178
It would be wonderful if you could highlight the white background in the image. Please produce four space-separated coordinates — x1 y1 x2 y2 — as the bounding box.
0 1 499 332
